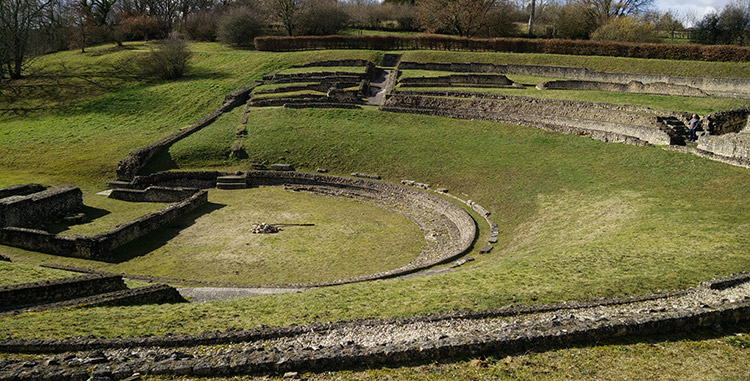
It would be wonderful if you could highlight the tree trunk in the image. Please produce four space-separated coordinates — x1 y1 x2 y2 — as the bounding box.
527 0 536 36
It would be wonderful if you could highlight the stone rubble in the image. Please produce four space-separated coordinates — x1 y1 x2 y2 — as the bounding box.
1 280 748 380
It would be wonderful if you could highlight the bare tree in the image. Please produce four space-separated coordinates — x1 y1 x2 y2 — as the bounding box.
582 0 654 24
527 0 535 36
265 0 300 35
0 0 58 79
415 0 496 37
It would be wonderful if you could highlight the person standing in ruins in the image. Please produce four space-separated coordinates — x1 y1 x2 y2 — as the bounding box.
688 114 700 142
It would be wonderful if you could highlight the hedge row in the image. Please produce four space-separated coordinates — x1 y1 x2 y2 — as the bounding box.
254 35 750 62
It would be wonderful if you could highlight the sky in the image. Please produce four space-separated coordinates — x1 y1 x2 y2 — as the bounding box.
654 0 733 25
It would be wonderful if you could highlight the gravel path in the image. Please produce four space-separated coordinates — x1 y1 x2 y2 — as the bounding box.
177 287 304 302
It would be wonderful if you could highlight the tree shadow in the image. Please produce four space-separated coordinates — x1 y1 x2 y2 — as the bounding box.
102 201 226 264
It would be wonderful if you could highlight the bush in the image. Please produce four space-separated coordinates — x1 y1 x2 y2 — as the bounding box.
297 0 349 36
181 10 222 42
591 17 658 43
217 8 262 47
137 38 192 80
253 34 750 62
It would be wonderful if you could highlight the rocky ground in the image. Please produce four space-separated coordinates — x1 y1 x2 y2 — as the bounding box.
1 277 748 380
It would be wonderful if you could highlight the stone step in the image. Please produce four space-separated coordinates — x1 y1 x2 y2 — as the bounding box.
217 175 246 182
216 182 246 190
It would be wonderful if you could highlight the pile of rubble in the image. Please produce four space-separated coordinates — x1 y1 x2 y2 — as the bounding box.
251 223 280 234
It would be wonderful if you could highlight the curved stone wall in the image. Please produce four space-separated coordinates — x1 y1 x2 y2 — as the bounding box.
120 170 477 287
383 92 676 145
398 61 750 99
537 80 708 97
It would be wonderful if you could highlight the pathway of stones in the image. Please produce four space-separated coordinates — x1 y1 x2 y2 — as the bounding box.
1 276 747 380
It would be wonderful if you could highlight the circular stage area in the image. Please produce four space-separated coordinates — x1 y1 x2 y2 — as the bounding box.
110 170 477 286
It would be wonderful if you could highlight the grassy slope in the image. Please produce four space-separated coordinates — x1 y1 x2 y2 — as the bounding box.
0 43 381 189
0 262 75 287
0 44 748 355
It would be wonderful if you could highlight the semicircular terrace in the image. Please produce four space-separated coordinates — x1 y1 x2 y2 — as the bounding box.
120 169 477 287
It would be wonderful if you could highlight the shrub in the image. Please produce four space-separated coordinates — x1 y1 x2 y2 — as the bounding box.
181 10 222 42
137 38 192 80
591 17 658 43
217 7 262 47
297 0 349 36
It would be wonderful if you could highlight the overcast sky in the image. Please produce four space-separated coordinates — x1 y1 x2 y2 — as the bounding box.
654 0 732 25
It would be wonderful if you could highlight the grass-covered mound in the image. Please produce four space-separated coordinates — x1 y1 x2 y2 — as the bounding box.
0 42 748 345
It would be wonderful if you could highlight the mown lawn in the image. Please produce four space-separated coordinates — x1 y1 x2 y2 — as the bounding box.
0 42 748 379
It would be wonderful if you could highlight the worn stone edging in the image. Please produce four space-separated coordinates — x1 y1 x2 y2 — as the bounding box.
115 83 258 181
2 275 734 354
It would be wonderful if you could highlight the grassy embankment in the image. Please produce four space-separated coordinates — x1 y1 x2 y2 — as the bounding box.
0 42 748 361
396 69 749 114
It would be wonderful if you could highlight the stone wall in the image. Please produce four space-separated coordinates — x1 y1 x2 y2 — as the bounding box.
291 60 373 68
398 61 750 99
108 186 201 203
23 284 187 312
0 184 46 199
0 274 126 310
400 74 516 87
705 106 750 135
116 84 257 181
384 92 674 145
0 190 208 259
537 80 707 97
0 186 83 228
115 170 476 287
697 133 750 162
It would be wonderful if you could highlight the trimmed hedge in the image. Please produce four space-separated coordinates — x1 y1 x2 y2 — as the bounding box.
254 35 750 62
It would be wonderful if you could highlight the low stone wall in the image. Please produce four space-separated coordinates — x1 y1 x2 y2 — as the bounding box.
249 96 329 107
0 183 46 199
537 80 707 97
284 103 362 109
0 191 208 259
398 61 750 99
697 133 750 162
108 186 200 203
22 284 187 312
705 106 750 135
291 60 373 68
116 84 257 181
400 74 516 87
0 186 83 228
385 92 674 145
0 277 748 380
115 170 476 287
0 274 126 310
269 72 368 83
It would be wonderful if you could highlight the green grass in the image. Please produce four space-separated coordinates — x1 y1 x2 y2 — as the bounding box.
0 42 380 189
253 82 318 92
47 194 169 236
5 187 423 285
340 29 419 36
0 262 75 287
0 43 749 363
278 66 369 75
395 87 748 114
251 89 326 100
399 51 750 78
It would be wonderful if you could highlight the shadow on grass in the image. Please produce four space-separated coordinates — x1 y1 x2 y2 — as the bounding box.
140 149 179 175
45 205 111 234
103 201 226 264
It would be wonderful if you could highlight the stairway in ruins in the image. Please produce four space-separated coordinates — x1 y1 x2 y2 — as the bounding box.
216 175 247 190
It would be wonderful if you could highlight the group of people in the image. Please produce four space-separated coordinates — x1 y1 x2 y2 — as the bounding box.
687 114 710 142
